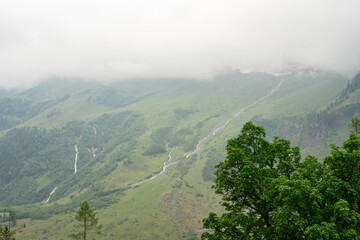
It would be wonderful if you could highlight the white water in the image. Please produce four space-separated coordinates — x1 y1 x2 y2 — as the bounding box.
74 145 78 174
131 79 283 187
132 145 175 187
87 146 96 157
45 187 57 203
185 79 283 159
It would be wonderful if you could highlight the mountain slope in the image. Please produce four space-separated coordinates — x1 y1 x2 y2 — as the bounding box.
0 69 353 239
253 72 360 158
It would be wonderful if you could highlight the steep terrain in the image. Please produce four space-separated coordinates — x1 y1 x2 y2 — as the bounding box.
253 72 360 158
0 69 355 239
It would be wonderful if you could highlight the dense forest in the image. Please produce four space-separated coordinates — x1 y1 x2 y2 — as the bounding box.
0 111 145 211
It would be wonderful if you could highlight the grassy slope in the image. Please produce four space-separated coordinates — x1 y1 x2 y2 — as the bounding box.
260 71 346 119
253 71 353 159
11 70 351 239
25 93 113 127
21 74 280 193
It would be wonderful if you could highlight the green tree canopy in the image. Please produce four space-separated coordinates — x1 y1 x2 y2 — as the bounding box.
202 121 360 240
69 201 102 240
349 117 360 135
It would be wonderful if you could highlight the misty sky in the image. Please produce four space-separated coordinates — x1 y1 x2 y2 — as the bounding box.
1 0 360 88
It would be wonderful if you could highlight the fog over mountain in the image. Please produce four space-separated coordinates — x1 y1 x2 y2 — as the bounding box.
1 0 359 89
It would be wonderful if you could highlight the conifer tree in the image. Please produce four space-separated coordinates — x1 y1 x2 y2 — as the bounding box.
69 201 102 240
1 226 15 240
0 208 16 240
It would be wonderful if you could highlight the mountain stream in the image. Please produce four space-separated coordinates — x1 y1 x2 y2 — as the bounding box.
74 145 78 174
131 79 283 187
44 79 282 201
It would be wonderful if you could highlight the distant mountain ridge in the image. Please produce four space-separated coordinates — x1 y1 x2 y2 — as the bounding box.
0 69 357 239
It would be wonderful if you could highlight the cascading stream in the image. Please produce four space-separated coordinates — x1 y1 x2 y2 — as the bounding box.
45 145 78 203
74 145 78 174
186 79 283 159
131 79 283 187
132 144 175 187
44 187 57 203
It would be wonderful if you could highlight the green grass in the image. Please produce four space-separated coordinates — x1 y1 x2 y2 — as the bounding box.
9 71 353 239
260 75 346 118
336 88 360 108
35 175 52 192
24 93 113 128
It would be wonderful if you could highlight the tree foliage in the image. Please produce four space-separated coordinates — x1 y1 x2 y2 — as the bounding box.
69 201 102 240
0 111 145 207
202 121 360 239
0 226 15 240
0 208 16 240
349 117 360 135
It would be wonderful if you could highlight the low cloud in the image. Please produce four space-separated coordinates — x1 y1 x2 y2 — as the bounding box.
1 0 360 88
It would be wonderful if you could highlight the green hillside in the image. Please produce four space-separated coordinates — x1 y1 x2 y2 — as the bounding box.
0 69 356 239
253 72 360 158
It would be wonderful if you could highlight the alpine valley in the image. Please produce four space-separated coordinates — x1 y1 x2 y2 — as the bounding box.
0 67 359 239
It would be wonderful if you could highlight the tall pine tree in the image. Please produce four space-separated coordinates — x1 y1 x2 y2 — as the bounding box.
69 201 102 240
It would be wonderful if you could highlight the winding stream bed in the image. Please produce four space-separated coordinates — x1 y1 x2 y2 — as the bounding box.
43 79 282 201
131 145 176 187
131 79 283 187
185 79 283 159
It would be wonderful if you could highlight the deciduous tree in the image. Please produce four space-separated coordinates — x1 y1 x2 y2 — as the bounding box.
202 121 360 239
349 117 360 135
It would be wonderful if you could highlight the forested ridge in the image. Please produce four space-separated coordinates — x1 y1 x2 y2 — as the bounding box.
0 111 145 210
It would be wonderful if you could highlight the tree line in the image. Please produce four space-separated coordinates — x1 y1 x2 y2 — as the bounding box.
1 201 101 240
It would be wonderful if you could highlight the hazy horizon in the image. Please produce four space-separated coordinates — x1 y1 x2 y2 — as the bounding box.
1 0 360 89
